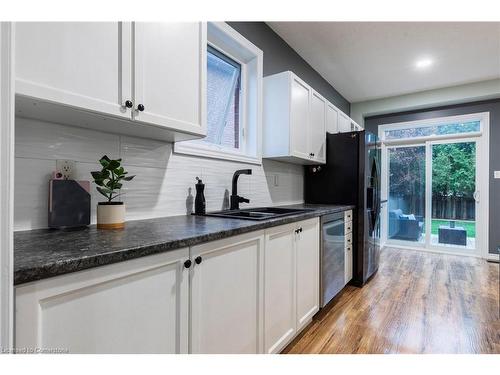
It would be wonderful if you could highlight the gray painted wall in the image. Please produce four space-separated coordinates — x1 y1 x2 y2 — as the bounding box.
365 99 500 255
228 22 350 114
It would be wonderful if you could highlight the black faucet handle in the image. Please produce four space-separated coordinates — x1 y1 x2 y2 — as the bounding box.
239 197 250 204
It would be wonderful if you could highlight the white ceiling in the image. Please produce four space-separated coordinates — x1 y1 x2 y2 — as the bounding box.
267 22 500 103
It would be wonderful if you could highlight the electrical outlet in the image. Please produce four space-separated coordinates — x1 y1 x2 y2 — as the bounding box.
495 171 500 179
56 160 76 180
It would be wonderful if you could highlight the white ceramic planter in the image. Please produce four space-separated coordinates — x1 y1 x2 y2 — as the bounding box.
97 203 126 229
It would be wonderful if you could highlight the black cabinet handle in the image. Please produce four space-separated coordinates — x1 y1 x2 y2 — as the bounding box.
195 256 202 264
137 104 145 112
184 259 192 268
299 227 303 233
124 100 133 108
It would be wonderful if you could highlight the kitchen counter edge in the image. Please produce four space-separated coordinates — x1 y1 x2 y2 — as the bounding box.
14 204 354 285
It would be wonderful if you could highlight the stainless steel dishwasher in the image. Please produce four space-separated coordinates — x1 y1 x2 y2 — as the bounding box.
320 211 346 307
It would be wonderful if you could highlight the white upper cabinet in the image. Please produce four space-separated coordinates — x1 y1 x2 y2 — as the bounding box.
133 22 206 135
310 91 327 163
15 22 132 119
190 232 264 354
326 100 361 134
263 71 326 165
290 75 311 160
350 120 363 132
326 102 340 134
338 111 351 133
14 22 206 142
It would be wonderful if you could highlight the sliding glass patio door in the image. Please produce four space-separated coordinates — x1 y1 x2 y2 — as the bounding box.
427 139 477 252
380 113 488 257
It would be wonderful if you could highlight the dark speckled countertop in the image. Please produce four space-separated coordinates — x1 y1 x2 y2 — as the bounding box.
14 204 354 285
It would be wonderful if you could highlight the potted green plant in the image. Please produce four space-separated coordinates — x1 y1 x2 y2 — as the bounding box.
91 155 135 229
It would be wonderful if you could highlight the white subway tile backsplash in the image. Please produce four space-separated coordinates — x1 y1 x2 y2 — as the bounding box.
14 117 304 230
120 136 171 168
16 117 120 162
14 158 55 231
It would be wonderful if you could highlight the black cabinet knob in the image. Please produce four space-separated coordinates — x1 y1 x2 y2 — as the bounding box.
184 259 192 268
137 104 145 112
195 256 202 264
311 153 315 157
299 228 303 233
124 100 133 108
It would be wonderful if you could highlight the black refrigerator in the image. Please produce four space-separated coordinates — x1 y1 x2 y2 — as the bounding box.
305 131 381 286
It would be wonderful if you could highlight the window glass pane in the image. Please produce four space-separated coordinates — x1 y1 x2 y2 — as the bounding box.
388 146 426 244
202 47 241 149
384 120 480 140
431 142 476 249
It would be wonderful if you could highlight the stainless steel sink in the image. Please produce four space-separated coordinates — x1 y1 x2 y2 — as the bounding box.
203 207 311 221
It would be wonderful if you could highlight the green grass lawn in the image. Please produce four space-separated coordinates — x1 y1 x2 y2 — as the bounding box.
431 219 476 238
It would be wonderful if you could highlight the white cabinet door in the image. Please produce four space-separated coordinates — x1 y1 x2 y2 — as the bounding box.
190 232 264 354
296 219 320 331
15 249 189 353
310 91 326 163
338 112 351 133
289 75 311 160
326 102 339 134
264 223 296 354
134 22 206 136
15 22 132 119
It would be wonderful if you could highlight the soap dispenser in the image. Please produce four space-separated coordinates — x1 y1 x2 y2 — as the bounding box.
194 177 206 215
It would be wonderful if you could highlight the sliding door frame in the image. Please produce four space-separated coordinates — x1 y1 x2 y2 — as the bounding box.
379 112 490 258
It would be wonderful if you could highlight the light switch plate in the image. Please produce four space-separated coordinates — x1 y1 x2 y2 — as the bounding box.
495 171 500 179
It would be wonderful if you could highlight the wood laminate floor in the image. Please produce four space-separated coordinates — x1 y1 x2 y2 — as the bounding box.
283 247 500 354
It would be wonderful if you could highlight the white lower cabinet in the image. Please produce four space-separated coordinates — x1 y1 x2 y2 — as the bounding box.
264 223 297 354
264 218 320 353
189 231 264 354
15 248 190 354
295 219 320 331
15 219 320 354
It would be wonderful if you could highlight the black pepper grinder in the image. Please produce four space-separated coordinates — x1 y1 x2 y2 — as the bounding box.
194 177 206 215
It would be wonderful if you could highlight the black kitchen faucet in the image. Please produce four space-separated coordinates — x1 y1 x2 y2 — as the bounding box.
230 169 252 210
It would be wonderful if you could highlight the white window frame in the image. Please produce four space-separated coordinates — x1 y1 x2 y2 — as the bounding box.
380 113 483 145
174 22 263 165
379 112 490 259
